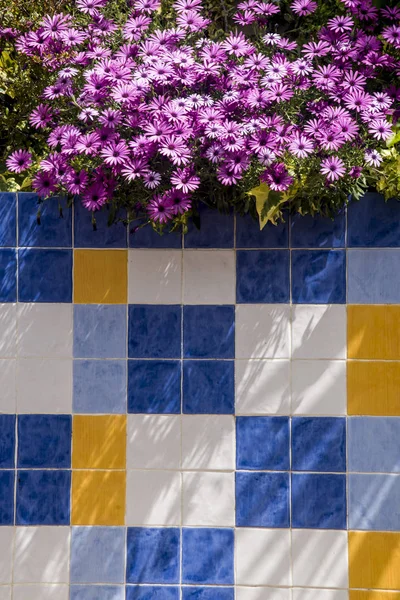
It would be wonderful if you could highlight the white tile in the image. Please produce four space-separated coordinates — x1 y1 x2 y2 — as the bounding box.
14 527 70 584
17 304 72 358
13 585 69 600
183 250 235 304
0 588 10 600
292 360 347 415
182 415 235 470
293 590 348 600
0 304 17 357
235 359 290 415
292 530 348 588
0 528 13 583
126 470 181 526
0 360 16 413
182 471 234 526
16 358 72 413
236 528 291 586
237 588 291 600
236 305 290 359
292 305 346 359
127 415 181 469
128 249 182 304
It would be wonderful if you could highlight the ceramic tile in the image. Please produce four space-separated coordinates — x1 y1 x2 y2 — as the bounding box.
71 471 126 526
182 589 233 600
347 193 400 247
236 416 289 470
127 415 181 469
183 360 234 414
236 472 290 528
236 250 290 303
0 471 14 525
293 590 348 600
181 415 235 470
183 472 235 526
0 587 10 600
18 194 71 248
0 304 17 357
182 528 234 585
74 200 127 248
126 527 180 584
291 212 346 248
235 305 290 359
291 250 346 304
127 360 181 414
0 193 16 247
292 473 347 529
0 415 15 468
291 305 346 359
0 250 16 302
0 528 13 582
236 213 289 249
16 470 71 526
70 586 124 600
292 360 347 415
0 359 16 412
235 359 290 415
73 360 127 414
292 417 346 472
73 250 128 304
13 585 69 600
72 415 126 470
235 528 291 586
128 305 181 359
16 358 72 414
184 205 234 248
127 587 179 600
73 305 127 359
349 474 400 531
126 470 181 526
347 305 400 360
292 530 348 587
183 250 235 304
128 250 182 304
70 527 125 584
349 593 400 600
236 589 291 600
129 222 182 248
17 303 72 358
348 531 400 590
18 249 72 303
348 417 400 472
17 415 71 468
347 362 400 416
183 305 235 359
14 526 70 583
348 249 400 303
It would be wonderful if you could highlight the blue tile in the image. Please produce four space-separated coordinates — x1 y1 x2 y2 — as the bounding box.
183 361 234 414
347 249 400 303
0 249 17 302
292 473 347 529
128 305 181 359
74 305 127 358
0 471 14 525
74 200 127 248
236 250 290 303
70 586 124 600
18 193 72 247
236 213 288 248
0 415 15 468
126 587 179 600
291 250 346 304
182 528 234 585
292 417 346 473
183 306 234 359
290 212 345 248
182 589 234 600
18 249 72 302
349 474 400 531
17 415 71 468
236 417 289 471
347 192 400 247
126 528 180 584
348 417 400 473
184 205 234 248
16 469 71 525
73 360 127 413
0 193 16 246
130 222 182 249
128 360 181 414
71 527 125 583
236 472 289 528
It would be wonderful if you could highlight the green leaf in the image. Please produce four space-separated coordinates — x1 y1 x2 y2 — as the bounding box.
248 183 285 230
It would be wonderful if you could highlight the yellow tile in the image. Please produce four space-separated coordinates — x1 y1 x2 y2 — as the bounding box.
71 470 126 526
349 531 400 591
72 415 126 469
74 249 127 304
348 305 400 360
350 592 400 600
347 361 400 416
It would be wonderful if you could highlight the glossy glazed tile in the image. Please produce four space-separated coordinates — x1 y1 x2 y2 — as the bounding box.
13 526 70 583
71 471 126 526
126 587 179 600
74 200 127 248
0 528 13 583
184 205 234 248
17 414 71 468
349 474 400 531
291 305 346 359
183 360 234 414
236 589 291 600
129 223 182 248
349 593 400 600
127 415 181 469
236 416 289 470
183 250 235 305
182 528 234 585
182 472 235 526
126 528 180 584
182 589 234 600
0 415 15 468
292 530 348 587
128 250 182 304
127 360 181 414
0 472 14 525
236 250 290 303
347 361 400 416
292 417 346 472
12 585 68 600
236 472 290 527
73 250 127 304
181 415 235 470
73 305 127 359
235 359 291 415
18 249 72 303
291 250 346 304
0 250 17 302
235 528 291 586
16 358 72 414
0 304 17 357
236 212 289 248
291 474 347 529
70 586 124 600
17 303 72 358
18 195 71 248
347 305 400 360
73 360 127 414
70 527 125 584
348 531 400 591
290 212 345 249
348 249 400 303
348 417 400 472
126 470 181 526
293 591 348 600
347 193 400 247
0 587 10 600
0 193 16 247
16 470 71 525
72 415 126 469
0 359 16 413
128 305 181 359
183 305 235 359
235 304 290 359
291 360 347 415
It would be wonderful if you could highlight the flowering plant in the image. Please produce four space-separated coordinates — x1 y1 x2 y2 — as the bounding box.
3 0 400 231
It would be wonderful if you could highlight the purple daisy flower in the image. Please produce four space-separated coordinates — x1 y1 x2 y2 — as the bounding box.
291 0 317 17
101 141 129 166
320 157 346 181
6 150 32 173
364 150 382 167
368 119 393 141
29 104 53 129
32 171 58 197
147 194 175 223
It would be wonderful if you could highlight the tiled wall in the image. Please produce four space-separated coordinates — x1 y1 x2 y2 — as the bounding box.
0 190 399 599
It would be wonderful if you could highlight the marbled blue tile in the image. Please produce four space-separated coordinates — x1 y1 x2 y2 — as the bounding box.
128 360 181 414
182 588 234 600
347 249 400 303
290 212 345 248
17 415 71 468
71 527 125 583
130 222 182 249
74 200 127 248
18 249 72 302
184 205 234 248
74 305 127 358
128 305 181 359
18 193 72 247
236 472 290 528
183 360 234 414
236 250 290 303
347 193 400 247
0 249 17 302
126 528 180 584
236 213 288 248
0 415 16 468
183 305 235 359
16 469 71 525
236 417 289 471
126 587 179 600
70 586 124 600
292 417 346 473
348 417 400 473
291 250 346 304
182 528 234 585
0 471 14 525
0 193 16 247
349 474 400 531
292 473 347 529
73 360 127 413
